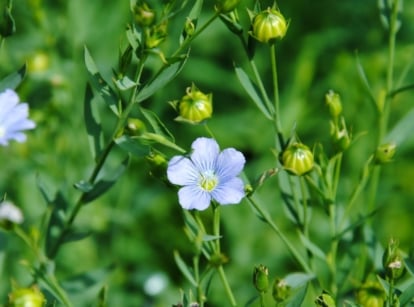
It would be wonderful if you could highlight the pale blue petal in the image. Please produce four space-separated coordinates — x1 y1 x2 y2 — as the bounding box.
178 185 211 210
211 177 245 205
216 148 245 181
190 137 219 172
167 155 200 186
0 89 19 122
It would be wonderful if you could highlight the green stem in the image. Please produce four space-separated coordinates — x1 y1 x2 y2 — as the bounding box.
270 44 282 133
193 256 205 307
299 176 309 237
259 291 266 307
247 196 312 274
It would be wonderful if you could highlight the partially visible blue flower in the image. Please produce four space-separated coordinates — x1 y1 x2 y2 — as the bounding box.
0 89 36 146
0 200 23 224
167 137 246 210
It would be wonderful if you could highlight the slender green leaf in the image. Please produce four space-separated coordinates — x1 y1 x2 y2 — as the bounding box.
173 250 197 287
284 272 315 288
299 233 326 260
0 64 26 91
62 228 91 244
399 279 414 305
234 65 272 119
81 156 130 204
84 46 119 115
61 265 114 293
115 135 150 157
140 107 174 140
188 0 203 20
355 52 378 111
286 283 308 307
114 75 137 91
136 55 188 103
139 132 185 153
84 83 104 161
385 107 414 147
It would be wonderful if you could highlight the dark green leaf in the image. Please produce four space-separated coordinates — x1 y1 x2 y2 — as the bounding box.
62 228 91 244
0 64 26 91
61 265 114 293
399 279 414 305
234 65 272 119
0 3 15 37
173 250 197 287
84 83 104 161
73 180 94 193
136 55 188 103
81 156 130 204
286 283 309 307
84 46 119 115
115 135 149 157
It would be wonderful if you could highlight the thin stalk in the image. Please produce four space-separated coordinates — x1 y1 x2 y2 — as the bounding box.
270 44 282 133
212 204 237 306
193 256 205 307
299 176 309 237
247 196 312 274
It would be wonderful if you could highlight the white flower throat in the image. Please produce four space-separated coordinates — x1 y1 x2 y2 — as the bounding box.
199 170 218 192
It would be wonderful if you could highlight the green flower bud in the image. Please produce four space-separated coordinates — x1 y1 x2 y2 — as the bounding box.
126 118 147 136
375 143 396 164
133 1 155 27
175 83 213 124
250 7 288 44
280 142 314 176
315 291 336 307
183 18 196 38
272 278 290 303
253 264 269 293
325 90 342 118
356 281 386 307
146 150 168 179
330 118 351 152
9 286 46 307
215 0 241 13
383 238 405 281
144 21 168 49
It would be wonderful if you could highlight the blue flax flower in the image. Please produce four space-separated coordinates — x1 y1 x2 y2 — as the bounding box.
0 89 36 146
167 137 246 210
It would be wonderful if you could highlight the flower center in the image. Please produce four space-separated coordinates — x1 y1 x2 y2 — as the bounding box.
199 170 218 192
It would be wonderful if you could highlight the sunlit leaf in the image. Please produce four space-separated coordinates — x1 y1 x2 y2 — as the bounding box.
234 65 272 119
139 132 185 153
0 64 26 91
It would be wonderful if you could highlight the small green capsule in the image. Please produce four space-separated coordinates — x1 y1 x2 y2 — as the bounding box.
253 264 269 293
375 143 396 164
272 278 290 303
325 90 342 118
251 7 288 44
9 286 46 307
383 238 405 281
280 142 314 176
126 118 147 136
215 0 241 13
315 291 336 307
175 83 213 124
133 1 155 27
356 281 386 307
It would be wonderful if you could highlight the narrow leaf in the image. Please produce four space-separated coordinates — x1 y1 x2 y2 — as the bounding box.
114 75 137 91
81 156 130 204
61 265 114 292
140 107 174 140
298 233 326 260
139 132 185 153
84 46 119 115
173 250 197 287
286 283 308 307
234 65 272 119
399 279 414 306
84 83 104 160
355 52 378 111
115 135 149 157
62 229 91 244
136 55 188 103
0 64 26 91
385 107 414 147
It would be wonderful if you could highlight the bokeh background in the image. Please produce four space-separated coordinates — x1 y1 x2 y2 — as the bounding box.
1 0 414 305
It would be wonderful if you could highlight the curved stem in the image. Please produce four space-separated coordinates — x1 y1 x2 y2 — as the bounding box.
247 196 312 274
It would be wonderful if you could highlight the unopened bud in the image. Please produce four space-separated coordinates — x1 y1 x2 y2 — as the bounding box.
325 90 342 118
184 18 196 37
250 7 288 44
133 2 155 27
272 278 290 303
253 264 269 293
356 281 386 307
126 118 147 136
146 151 168 179
9 286 46 307
330 118 351 152
375 143 396 164
145 21 168 49
280 142 314 176
215 0 241 13
315 291 336 307
383 238 405 281
174 83 213 124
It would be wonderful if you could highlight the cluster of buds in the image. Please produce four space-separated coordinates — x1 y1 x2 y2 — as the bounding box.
171 83 213 125
252 266 293 304
8 285 46 307
325 90 351 152
131 1 167 49
249 6 288 44
280 142 314 176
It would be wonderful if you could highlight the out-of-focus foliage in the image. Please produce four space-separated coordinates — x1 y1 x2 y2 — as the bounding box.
1 0 414 306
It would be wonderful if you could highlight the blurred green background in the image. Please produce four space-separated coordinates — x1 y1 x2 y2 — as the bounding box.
1 0 414 305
